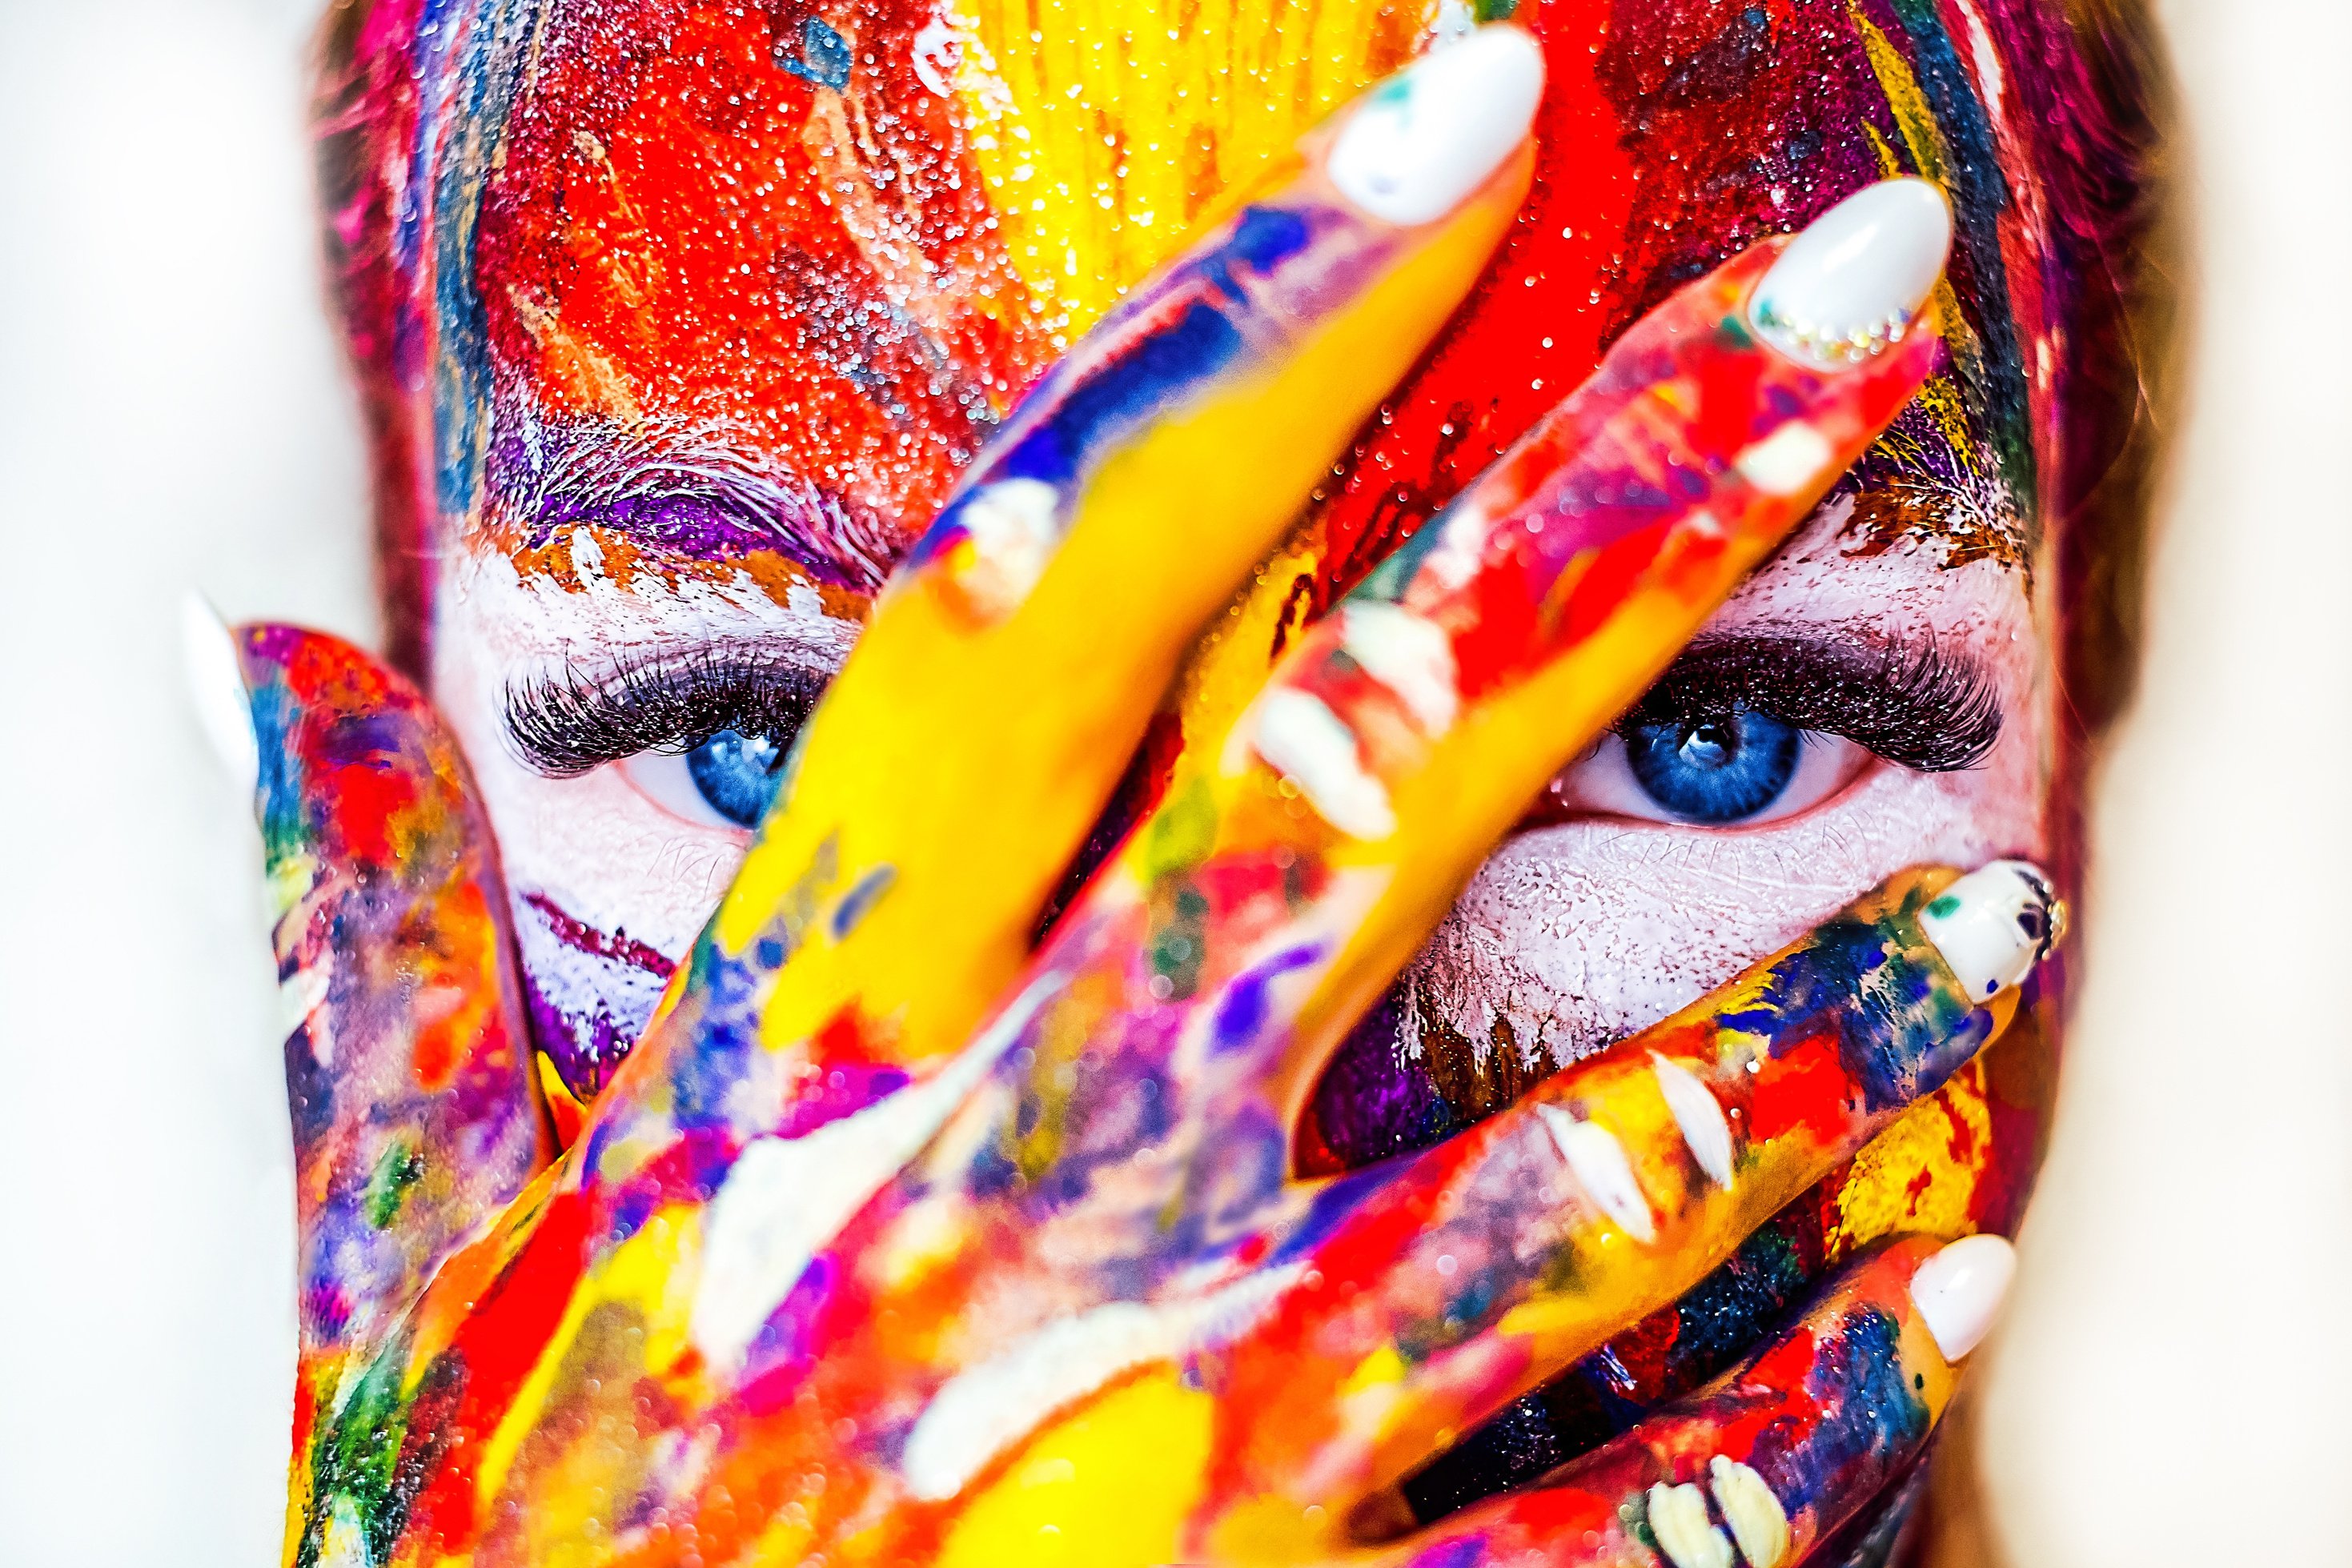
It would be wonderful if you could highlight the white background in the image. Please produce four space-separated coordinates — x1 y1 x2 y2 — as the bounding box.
2 2 2348 1566
0 2 371 1562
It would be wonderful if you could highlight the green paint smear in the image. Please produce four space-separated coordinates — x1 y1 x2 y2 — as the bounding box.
300 1350 415 1568
1474 0 1518 20
366 1139 425 1229
1144 775 1219 881
1926 894 1961 919
1151 884 1210 1001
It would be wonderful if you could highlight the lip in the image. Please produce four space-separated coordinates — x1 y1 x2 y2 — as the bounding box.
512 888 679 1102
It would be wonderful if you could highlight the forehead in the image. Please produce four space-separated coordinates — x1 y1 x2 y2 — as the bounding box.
435 0 2065 580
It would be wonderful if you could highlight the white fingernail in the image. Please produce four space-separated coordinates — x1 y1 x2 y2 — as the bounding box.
1326 25 1544 227
1910 1233 2016 1361
1748 178 1952 368
181 592 258 796
1339 602 1459 736
1651 1053 1734 1188
1537 1104 1655 1244
1708 1457 1791 1568
1647 1482 1736 1568
1919 859 2061 1003
1252 688 1397 840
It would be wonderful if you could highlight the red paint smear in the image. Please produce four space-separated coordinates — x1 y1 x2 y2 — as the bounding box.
473 0 1043 544
1745 1029 1855 1148
402 1191 592 1550
521 891 676 981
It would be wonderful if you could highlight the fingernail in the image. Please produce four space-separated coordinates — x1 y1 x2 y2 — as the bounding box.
1909 1233 2016 1361
1647 1481 1736 1568
1748 178 1952 368
1325 25 1544 227
1708 1457 1791 1568
1919 859 2061 1003
181 591 258 796
1537 1103 1656 1244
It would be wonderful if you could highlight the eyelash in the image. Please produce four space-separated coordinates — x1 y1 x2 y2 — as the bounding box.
504 648 830 778
1615 636 2001 772
503 632 1995 840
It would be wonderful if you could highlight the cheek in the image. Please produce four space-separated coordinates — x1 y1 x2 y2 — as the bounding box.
487 768 749 952
1409 694 2049 1066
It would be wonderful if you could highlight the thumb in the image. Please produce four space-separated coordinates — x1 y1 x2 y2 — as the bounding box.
230 620 551 1381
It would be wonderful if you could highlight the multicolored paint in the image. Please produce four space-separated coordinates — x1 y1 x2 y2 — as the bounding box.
251 153 2068 1560
1359 1237 1968 1568
273 0 2161 1559
238 625 552 1540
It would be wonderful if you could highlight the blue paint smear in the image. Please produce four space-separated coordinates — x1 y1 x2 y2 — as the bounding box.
1210 942 1325 1053
830 864 897 940
1717 899 1977 1112
904 203 1326 572
1885 0 2034 508
782 17 853 90
1749 1304 1931 1516
427 0 539 519
996 300 1246 488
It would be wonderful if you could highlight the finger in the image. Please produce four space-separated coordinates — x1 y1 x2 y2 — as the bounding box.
1394 1207 1839 1529
1346 1235 2017 1568
941 179 1953 1222
1202 860 2059 1524
768 189 1964 1553
275 34 1543 1558
227 624 550 1484
608 25 1543 1115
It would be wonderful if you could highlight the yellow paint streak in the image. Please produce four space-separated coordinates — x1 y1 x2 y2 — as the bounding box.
1850 6 1949 185
1830 1059 1996 1251
951 0 1433 330
468 1205 704 1514
933 1368 1214 1568
1848 9 1989 395
1170 540 1324 764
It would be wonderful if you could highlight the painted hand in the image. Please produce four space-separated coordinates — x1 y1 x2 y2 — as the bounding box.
224 28 2058 1567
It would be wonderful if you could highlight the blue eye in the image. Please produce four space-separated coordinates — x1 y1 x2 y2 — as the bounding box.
1622 708 1802 824
683 728 789 828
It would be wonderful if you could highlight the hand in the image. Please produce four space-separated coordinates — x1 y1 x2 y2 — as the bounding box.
231 28 2054 1566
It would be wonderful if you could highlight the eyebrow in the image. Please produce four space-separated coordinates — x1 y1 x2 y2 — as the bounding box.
484 423 907 592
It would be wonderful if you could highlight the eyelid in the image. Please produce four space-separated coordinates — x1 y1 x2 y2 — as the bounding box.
502 643 833 778
1616 633 2001 772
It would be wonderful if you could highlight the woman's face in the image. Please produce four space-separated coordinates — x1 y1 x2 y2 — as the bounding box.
383 0 2067 1141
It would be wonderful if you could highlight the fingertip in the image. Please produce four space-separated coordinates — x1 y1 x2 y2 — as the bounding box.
1919 859 2064 1005
180 590 259 796
1324 23 1544 227
1910 1233 2017 1362
1749 177 1953 369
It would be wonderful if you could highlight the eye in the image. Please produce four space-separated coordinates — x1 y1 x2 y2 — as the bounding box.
620 727 792 831
1538 708 1871 828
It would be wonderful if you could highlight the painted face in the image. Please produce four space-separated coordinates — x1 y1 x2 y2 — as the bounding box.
319 0 2141 1181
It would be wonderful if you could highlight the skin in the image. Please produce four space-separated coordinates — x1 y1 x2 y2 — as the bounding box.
381 0 2062 1116
248 189 2040 1562
294 0 2155 1554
